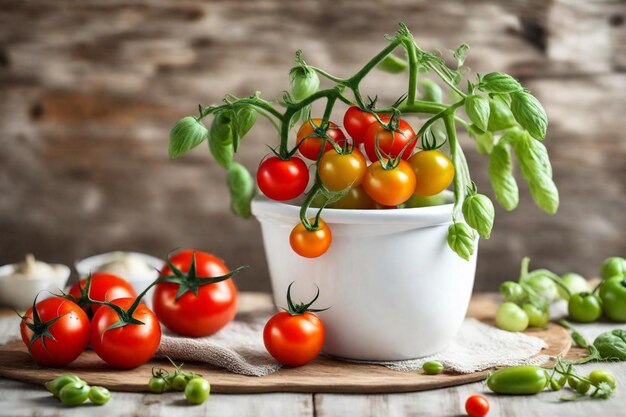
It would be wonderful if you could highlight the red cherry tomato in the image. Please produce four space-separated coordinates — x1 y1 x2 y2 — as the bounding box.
153 249 238 337
257 156 309 201
362 115 416 161
20 297 90 367
465 394 490 417
289 219 332 258
264 311 324 366
343 106 378 144
90 297 161 369
296 118 346 161
69 272 136 316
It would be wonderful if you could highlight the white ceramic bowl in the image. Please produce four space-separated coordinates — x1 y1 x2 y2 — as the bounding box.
252 197 478 361
0 263 71 310
75 252 164 302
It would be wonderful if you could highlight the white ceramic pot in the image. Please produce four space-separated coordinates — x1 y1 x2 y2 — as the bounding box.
252 197 478 361
0 264 71 310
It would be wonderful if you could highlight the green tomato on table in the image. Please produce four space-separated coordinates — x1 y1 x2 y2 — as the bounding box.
599 276 626 322
568 292 603 323
600 257 626 280
557 273 590 300
525 274 559 302
496 302 529 332
522 303 550 328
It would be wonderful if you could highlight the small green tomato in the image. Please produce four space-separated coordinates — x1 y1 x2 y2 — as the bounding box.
576 380 590 395
58 381 90 406
88 386 111 406
568 292 603 323
589 370 617 389
600 257 626 280
422 361 444 375
495 302 529 332
522 303 550 328
46 375 83 398
567 376 579 390
557 273 589 300
171 374 188 391
500 281 526 303
184 377 211 405
148 376 169 393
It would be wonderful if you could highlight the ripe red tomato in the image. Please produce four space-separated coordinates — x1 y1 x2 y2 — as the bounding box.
409 150 455 196
153 249 238 337
318 148 367 191
465 394 490 417
69 272 136 316
20 297 90 366
343 106 378 144
362 115 416 161
257 156 309 201
90 297 161 369
289 219 332 258
362 159 416 206
296 118 346 160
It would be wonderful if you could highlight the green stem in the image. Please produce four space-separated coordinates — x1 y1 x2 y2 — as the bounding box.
444 114 467 216
405 40 418 105
428 64 466 98
347 39 401 85
309 66 346 84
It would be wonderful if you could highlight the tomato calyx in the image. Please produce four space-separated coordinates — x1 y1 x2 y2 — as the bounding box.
420 129 446 151
17 294 66 351
64 273 95 318
158 251 247 300
284 282 329 316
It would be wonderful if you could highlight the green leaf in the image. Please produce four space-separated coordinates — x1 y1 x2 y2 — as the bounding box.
511 131 559 213
487 96 517 132
232 105 257 152
479 72 523 94
227 163 255 218
453 44 470 68
447 222 475 261
169 116 209 159
510 91 548 140
463 192 495 239
209 111 234 169
468 124 494 155
465 94 490 132
488 140 519 211
377 54 408 73
418 79 443 103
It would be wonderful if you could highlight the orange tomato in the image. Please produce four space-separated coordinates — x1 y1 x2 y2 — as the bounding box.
289 218 332 258
408 150 455 196
296 118 346 161
318 148 367 191
362 159 416 206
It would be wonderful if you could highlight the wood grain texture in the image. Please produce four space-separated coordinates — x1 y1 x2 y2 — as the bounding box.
0 0 624 294
0 294 571 394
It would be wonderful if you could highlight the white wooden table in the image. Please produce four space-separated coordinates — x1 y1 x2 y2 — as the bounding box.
1 359 625 417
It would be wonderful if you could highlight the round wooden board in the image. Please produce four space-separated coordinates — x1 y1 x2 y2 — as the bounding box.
0 293 571 394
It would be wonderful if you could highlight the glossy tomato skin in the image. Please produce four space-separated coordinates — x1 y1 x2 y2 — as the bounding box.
465 394 490 417
20 297 90 367
69 272 136 315
328 185 380 209
318 148 367 191
289 219 332 258
257 156 309 201
343 106 378 144
409 150 455 196
90 298 161 369
263 311 324 366
362 116 416 162
296 119 346 161
152 250 238 337
362 160 416 206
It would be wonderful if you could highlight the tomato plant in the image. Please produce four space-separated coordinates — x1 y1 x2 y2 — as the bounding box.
69 272 136 317
296 118 346 160
362 115 416 162
362 159 416 206
318 148 367 191
256 156 309 201
19 296 90 366
289 218 332 258
264 283 326 366
343 106 378 144
153 249 244 337
90 296 161 369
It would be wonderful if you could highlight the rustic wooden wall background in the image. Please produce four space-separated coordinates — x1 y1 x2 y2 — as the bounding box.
0 0 624 292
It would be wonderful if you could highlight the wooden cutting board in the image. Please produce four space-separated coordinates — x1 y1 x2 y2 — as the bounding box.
0 293 571 394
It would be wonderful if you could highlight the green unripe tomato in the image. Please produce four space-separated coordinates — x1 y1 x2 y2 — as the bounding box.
46 375 83 398
526 275 559 302
58 381 90 406
549 377 564 391
289 66 319 101
487 366 548 394
600 257 626 280
404 192 448 208
171 374 188 391
184 377 211 405
589 369 617 389
599 277 626 322
568 292 603 323
557 273 589 300
88 386 111 405
522 303 550 328
422 361 444 375
148 376 169 393
576 380 590 395
500 281 526 303
495 302 529 332
567 376 579 390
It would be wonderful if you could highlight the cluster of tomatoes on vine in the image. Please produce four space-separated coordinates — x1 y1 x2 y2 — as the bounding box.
256 105 455 258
